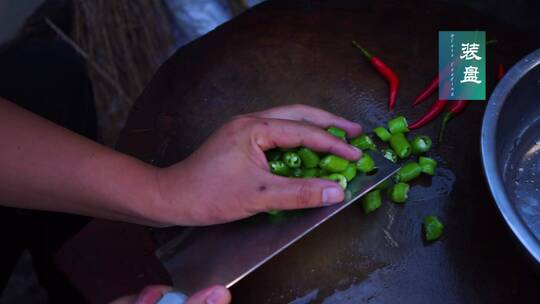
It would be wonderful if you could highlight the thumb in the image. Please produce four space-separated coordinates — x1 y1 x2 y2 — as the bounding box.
263 175 344 211
186 285 231 304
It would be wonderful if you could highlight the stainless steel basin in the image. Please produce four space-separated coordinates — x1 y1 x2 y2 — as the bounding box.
482 48 540 263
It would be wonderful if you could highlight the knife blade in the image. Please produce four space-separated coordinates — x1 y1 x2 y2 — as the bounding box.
156 151 399 295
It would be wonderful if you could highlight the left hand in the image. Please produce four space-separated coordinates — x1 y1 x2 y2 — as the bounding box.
150 104 362 226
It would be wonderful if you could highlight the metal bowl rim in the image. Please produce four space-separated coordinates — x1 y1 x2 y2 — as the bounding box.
481 48 540 264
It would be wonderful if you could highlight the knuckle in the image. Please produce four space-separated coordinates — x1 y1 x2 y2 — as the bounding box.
295 182 317 208
326 143 342 157
226 115 257 134
229 115 255 127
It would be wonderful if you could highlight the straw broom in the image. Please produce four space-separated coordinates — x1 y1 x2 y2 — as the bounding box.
71 0 175 146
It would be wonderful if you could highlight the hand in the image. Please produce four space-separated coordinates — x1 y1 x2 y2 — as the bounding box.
110 285 231 304
149 104 362 226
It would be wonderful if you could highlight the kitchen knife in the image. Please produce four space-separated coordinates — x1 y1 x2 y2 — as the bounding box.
156 151 399 295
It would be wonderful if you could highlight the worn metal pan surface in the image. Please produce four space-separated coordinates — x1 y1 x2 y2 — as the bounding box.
482 48 540 263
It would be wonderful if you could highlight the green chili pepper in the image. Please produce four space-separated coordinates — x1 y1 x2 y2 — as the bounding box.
388 116 409 134
356 153 375 173
381 148 398 163
361 190 382 214
324 173 348 189
419 156 437 176
423 215 444 241
390 182 410 203
373 126 392 142
292 167 303 178
389 133 412 159
341 163 357 181
350 135 376 150
267 210 282 216
301 168 319 178
375 179 390 190
320 155 349 173
316 169 329 177
327 126 347 140
282 151 302 168
411 135 432 155
265 148 282 161
392 162 422 183
297 147 320 169
269 160 291 176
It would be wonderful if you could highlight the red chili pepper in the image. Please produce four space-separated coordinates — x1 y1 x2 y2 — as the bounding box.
438 100 469 142
413 61 455 107
413 76 438 106
352 41 399 110
497 63 504 81
409 99 448 130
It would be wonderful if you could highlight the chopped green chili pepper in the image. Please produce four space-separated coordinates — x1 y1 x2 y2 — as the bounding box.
361 190 382 214
411 135 432 155
320 155 349 173
267 210 282 216
327 126 347 140
419 156 437 176
373 126 392 142
423 215 444 241
341 163 357 181
350 135 376 150
282 151 302 168
297 147 320 169
381 148 398 163
292 168 303 178
388 116 409 134
301 168 319 178
356 153 375 173
265 149 282 161
390 182 410 203
325 173 348 189
392 162 422 183
375 179 390 190
389 133 412 159
269 160 291 176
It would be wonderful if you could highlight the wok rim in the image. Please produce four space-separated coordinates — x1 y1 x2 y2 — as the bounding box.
481 48 540 264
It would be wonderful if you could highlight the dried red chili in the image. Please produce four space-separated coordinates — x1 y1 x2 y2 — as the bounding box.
409 99 448 130
352 41 399 110
413 76 438 106
497 63 504 81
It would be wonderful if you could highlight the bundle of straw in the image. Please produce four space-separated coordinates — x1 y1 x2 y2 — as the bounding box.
72 0 175 146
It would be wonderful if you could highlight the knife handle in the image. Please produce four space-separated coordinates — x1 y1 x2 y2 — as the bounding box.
156 291 188 304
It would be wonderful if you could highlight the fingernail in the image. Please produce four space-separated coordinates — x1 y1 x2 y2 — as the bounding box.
322 187 342 205
157 292 187 304
351 146 362 158
205 287 228 304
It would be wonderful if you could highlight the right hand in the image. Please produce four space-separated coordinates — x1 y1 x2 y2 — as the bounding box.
110 285 231 304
